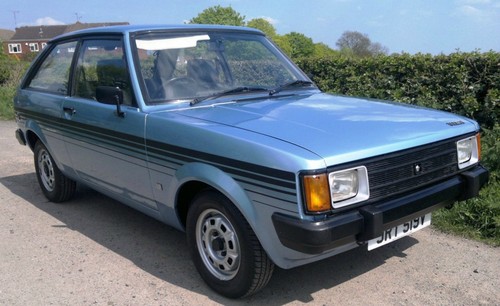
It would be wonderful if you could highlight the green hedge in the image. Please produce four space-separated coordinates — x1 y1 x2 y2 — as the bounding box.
297 51 500 176
297 51 500 129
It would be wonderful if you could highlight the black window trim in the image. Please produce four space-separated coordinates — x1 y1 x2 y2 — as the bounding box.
22 34 131 100
21 39 80 95
69 36 125 96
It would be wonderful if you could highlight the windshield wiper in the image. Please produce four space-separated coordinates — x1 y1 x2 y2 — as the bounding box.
268 80 315 96
190 86 268 106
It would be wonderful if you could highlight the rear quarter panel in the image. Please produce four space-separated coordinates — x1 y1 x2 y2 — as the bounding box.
15 89 75 177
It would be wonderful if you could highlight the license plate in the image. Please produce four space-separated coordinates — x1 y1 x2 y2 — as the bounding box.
367 213 431 251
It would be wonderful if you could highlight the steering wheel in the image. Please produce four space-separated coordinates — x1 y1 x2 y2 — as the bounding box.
164 77 197 87
163 77 198 99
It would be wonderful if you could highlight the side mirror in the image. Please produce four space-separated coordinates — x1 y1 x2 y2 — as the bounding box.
96 86 125 117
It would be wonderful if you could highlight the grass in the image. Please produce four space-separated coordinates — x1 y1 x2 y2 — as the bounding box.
433 124 500 246
433 180 500 246
0 86 16 119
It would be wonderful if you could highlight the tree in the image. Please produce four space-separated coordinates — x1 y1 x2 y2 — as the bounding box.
313 42 339 58
336 31 388 57
369 42 389 56
283 32 315 59
246 18 277 38
273 36 293 57
189 5 245 26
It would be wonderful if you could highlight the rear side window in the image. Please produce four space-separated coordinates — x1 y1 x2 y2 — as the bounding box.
27 41 78 94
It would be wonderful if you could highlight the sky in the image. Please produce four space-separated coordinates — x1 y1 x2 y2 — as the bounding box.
2 0 500 55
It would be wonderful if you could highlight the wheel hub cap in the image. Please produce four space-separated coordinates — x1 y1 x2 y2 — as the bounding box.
196 209 241 280
38 149 55 192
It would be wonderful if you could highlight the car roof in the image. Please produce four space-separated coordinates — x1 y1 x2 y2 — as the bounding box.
51 24 263 42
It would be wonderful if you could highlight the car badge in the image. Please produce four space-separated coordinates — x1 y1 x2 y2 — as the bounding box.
414 163 423 175
446 120 465 126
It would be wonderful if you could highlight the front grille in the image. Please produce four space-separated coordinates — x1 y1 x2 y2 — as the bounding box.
364 139 459 201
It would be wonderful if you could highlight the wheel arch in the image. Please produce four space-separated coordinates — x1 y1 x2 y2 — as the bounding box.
21 119 75 181
176 180 212 229
21 118 46 151
25 129 42 151
171 162 257 232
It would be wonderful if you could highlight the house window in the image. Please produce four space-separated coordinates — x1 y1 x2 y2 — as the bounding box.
8 43 22 54
41 43 47 49
29 43 39 52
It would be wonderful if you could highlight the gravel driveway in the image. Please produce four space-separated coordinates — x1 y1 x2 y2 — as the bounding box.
1 120 499 305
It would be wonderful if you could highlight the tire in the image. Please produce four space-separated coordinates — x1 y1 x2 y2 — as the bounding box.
34 141 76 202
186 191 274 298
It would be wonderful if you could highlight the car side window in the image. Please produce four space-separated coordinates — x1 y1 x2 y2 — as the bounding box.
73 39 136 106
27 41 78 94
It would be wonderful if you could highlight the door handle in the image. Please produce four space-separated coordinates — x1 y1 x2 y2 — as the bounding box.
63 107 76 115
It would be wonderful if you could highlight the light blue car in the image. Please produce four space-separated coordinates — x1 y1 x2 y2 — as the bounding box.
14 25 489 298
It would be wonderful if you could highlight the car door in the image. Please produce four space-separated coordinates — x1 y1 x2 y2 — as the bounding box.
62 37 156 210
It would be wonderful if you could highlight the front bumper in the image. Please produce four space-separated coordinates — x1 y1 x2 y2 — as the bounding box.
272 165 489 254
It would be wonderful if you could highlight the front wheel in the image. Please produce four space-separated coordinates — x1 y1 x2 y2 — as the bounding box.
186 191 274 298
34 141 76 202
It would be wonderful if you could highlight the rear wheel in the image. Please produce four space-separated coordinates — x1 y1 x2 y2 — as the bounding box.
34 141 76 202
186 191 274 298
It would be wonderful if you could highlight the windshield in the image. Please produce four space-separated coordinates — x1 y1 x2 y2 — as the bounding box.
133 31 313 104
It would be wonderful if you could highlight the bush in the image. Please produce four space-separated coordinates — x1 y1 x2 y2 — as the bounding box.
297 51 500 129
480 124 500 181
0 58 28 119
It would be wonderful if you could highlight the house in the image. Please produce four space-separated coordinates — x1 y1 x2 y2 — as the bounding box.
2 22 128 59
0 29 15 42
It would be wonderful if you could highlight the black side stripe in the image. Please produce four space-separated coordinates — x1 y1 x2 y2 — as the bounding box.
147 140 296 181
147 140 297 190
18 110 298 194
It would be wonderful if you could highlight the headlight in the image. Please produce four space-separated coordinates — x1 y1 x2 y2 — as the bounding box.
457 134 480 169
329 166 369 209
302 166 370 213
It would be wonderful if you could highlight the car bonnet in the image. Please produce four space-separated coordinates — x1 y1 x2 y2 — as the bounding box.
174 93 479 166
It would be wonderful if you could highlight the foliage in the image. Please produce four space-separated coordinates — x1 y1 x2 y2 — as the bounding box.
336 31 389 57
189 5 245 26
313 43 340 58
297 51 500 129
273 35 293 57
190 6 338 60
433 180 500 246
0 41 11 84
282 32 315 59
0 86 16 119
480 124 500 181
246 18 277 38
0 46 29 119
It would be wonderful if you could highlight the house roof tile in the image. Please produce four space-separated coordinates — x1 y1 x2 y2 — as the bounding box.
10 25 67 41
8 22 129 41
0 29 15 41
